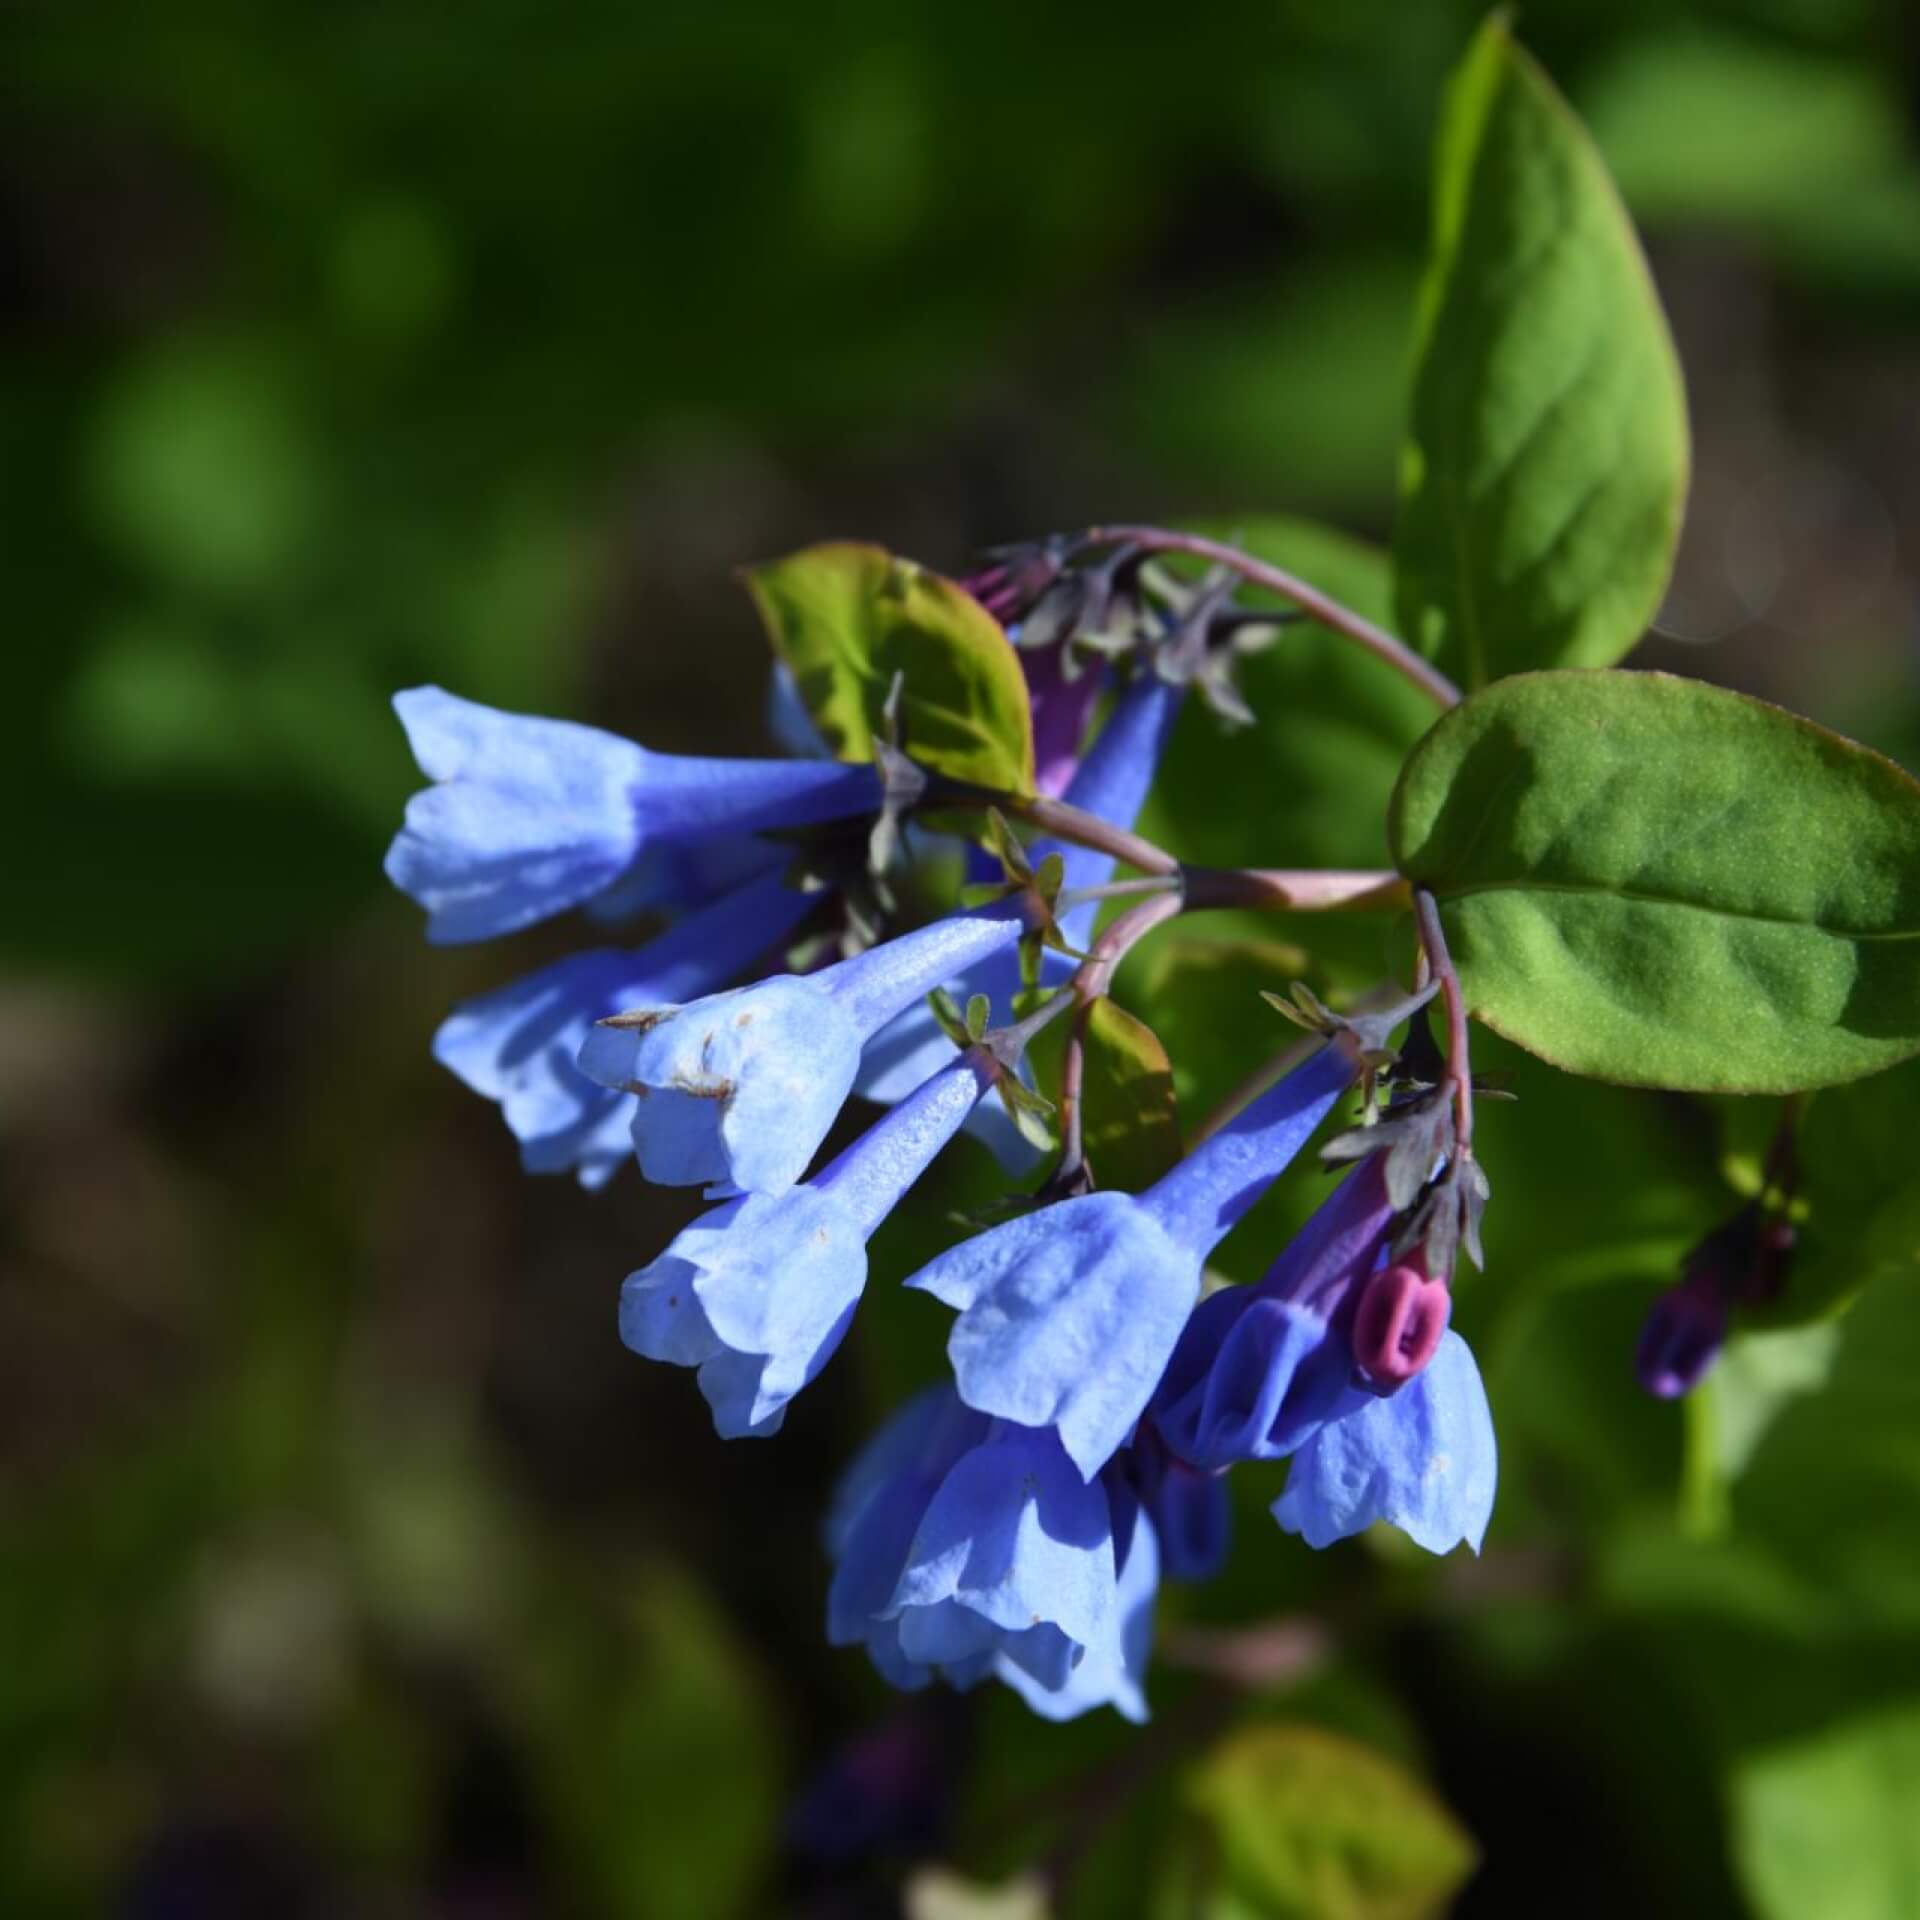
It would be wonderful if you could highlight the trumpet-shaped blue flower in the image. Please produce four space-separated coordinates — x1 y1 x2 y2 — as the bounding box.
433 869 816 1187
910 1037 1361 1479
997 1505 1158 1725
1152 1157 1397 1468
579 903 1029 1195
1272 1330 1496 1555
855 672 1186 1170
620 1053 994 1434
826 1390 1156 1720
385 686 879 943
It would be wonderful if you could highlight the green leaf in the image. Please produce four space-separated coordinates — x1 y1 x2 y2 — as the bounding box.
1394 16 1688 689
1129 932 1311 1119
513 1559 780 1920
1736 1276 1920 1631
1388 670 1920 1092
1733 1701 1920 1920
1756 1057 1920 1325
743 541 1035 792
1082 998 1183 1192
1183 1723 1476 1920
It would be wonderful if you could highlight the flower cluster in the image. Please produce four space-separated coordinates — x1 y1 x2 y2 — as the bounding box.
386 550 1501 1725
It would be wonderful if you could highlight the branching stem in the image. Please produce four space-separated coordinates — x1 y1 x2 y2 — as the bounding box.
1082 522 1463 710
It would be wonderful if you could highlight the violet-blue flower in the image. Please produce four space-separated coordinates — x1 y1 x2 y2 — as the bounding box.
854 670 1186 1170
620 1052 995 1435
826 1389 1154 1720
385 685 880 943
1272 1330 1496 1555
909 1035 1362 1479
1152 1156 1398 1468
579 902 1030 1195
432 868 816 1187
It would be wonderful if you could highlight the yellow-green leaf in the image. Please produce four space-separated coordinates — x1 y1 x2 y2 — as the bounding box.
744 541 1035 792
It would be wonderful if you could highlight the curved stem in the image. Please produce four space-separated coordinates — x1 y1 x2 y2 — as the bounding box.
1084 523 1463 710
1182 867 1410 913
1055 889 1186 1183
924 772 1180 876
1413 889 1473 1158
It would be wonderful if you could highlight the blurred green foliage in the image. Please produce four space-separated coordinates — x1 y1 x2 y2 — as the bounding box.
6 1 1920 1916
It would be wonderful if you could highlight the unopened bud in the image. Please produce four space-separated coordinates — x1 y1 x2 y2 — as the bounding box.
1635 1282 1728 1399
1352 1257 1451 1389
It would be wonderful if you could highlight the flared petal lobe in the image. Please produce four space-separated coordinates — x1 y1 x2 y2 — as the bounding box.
1272 1331 1496 1555
433 871 814 1186
909 1192 1200 1481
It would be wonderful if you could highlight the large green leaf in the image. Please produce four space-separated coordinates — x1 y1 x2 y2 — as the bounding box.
743 541 1035 792
1179 1723 1476 1920
1388 671 1920 1092
1733 1702 1920 1920
1394 16 1688 689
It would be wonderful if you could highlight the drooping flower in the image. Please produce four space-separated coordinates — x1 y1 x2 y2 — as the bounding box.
854 669 1187 1169
1635 1202 1796 1399
433 868 818 1186
1149 1151 1495 1556
1272 1331 1496 1555
578 902 1031 1195
620 1052 996 1435
826 1388 1156 1721
1636 1282 1729 1400
1136 1128 1497 1551
1152 1157 1398 1468
385 685 880 943
909 1035 1363 1479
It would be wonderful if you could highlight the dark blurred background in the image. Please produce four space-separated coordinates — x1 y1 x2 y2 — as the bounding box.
6 2 1920 1915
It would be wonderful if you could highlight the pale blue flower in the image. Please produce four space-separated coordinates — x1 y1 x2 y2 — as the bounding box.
433 869 815 1186
910 1039 1360 1478
579 904 1029 1195
385 685 878 942
826 1390 1155 1720
620 1054 993 1434
1272 1330 1496 1555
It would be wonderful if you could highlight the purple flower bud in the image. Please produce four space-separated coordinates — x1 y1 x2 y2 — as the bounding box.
1022 643 1109 798
1636 1281 1729 1399
1351 1255 1452 1389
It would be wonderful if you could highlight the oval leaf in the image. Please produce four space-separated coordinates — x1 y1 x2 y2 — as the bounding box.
744 542 1035 793
1393 16 1689 689
1734 1701 1920 1920
1388 671 1920 1092
1083 997 1183 1192
1185 1723 1476 1920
